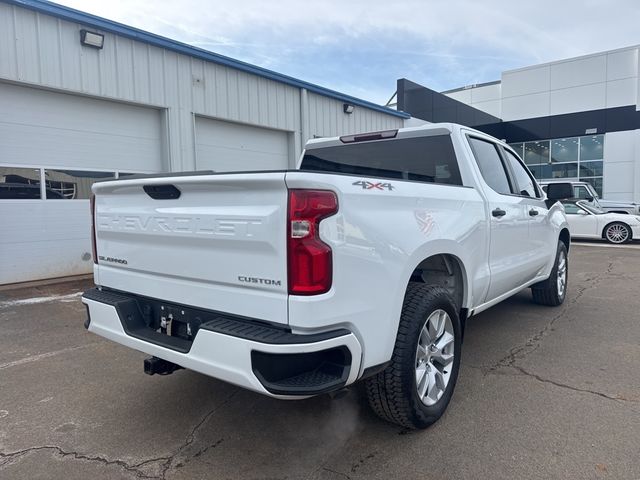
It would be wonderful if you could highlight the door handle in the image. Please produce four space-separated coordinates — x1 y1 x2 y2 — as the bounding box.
529 209 539 216
492 208 506 218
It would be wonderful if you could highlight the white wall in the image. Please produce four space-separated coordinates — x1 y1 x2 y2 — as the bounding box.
603 130 640 202
446 83 501 118
0 201 92 284
445 46 639 122
501 47 638 121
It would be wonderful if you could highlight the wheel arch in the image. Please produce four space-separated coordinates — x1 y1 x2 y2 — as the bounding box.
407 253 467 310
559 228 570 252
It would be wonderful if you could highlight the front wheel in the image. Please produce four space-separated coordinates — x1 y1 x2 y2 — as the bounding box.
604 222 631 244
531 241 568 306
364 284 462 429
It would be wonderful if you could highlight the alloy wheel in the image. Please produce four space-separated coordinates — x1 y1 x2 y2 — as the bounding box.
557 250 567 298
605 224 629 244
415 309 455 406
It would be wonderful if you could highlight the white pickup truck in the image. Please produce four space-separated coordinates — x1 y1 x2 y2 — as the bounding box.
82 123 572 429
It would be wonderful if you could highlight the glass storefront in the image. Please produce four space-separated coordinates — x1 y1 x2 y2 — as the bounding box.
509 134 604 196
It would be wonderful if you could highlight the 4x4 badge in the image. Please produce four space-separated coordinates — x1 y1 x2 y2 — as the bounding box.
352 180 394 191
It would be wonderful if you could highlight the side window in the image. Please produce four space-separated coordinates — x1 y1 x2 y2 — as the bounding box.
468 137 512 195
562 202 581 214
574 186 589 199
503 149 540 198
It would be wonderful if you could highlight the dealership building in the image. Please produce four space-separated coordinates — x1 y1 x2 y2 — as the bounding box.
0 0 406 285
396 45 640 202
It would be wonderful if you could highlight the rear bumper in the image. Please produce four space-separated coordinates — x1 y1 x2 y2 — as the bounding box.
81 288 362 398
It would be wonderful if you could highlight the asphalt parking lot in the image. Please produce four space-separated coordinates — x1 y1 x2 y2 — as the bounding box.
1 243 639 480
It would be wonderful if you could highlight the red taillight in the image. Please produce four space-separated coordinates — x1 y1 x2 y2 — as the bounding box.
90 194 98 264
287 189 338 295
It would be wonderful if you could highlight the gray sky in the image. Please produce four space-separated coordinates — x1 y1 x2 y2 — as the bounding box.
58 0 639 105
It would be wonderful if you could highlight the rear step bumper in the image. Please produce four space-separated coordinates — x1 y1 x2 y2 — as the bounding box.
82 288 362 397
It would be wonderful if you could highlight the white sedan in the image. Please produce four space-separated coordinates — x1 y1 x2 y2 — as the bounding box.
562 201 640 244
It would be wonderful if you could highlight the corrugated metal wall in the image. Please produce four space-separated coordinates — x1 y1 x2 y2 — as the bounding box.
0 3 403 172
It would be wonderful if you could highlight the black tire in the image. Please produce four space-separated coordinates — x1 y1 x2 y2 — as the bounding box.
531 241 568 306
603 222 631 244
364 284 462 429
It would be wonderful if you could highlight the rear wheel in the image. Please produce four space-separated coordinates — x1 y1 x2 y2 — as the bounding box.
364 284 461 429
604 222 631 244
531 241 567 306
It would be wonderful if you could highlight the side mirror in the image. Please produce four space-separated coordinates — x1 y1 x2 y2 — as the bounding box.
546 182 573 201
585 195 594 202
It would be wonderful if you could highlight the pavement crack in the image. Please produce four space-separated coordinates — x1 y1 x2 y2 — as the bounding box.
492 261 614 371
509 365 634 404
483 365 640 414
321 467 353 480
158 388 239 479
0 445 166 478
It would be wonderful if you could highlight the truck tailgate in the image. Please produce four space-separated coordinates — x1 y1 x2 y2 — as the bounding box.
92 172 288 324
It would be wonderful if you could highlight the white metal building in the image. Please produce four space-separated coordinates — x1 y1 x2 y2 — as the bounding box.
0 0 407 285
443 46 640 203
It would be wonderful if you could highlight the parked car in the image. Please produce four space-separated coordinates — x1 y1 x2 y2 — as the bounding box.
82 123 571 429
540 180 640 215
562 200 640 244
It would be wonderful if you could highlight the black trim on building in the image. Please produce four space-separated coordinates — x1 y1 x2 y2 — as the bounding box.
397 79 500 128
475 105 640 143
398 78 640 143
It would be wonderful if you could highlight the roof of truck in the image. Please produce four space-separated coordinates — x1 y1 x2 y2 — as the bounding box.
303 122 505 151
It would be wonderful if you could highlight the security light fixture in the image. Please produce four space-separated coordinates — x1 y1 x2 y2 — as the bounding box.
343 103 354 114
80 29 104 49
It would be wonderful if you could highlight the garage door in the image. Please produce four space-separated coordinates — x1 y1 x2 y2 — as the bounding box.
195 117 290 171
0 83 163 285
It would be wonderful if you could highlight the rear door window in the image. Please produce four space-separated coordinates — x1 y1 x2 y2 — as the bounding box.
503 149 541 198
301 135 462 186
467 137 512 195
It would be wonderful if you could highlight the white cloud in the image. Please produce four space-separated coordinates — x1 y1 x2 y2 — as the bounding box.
57 0 640 104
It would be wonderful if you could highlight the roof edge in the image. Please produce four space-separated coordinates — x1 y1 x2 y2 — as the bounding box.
4 0 410 119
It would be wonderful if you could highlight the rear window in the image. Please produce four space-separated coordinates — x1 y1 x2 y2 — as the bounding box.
300 135 462 186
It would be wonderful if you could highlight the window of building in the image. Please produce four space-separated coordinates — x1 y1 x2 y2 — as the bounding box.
516 134 604 197
44 170 115 199
523 141 550 165
508 142 524 158
0 167 42 199
551 137 579 163
551 162 578 179
1 167 149 200
580 135 604 161
468 137 512 195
